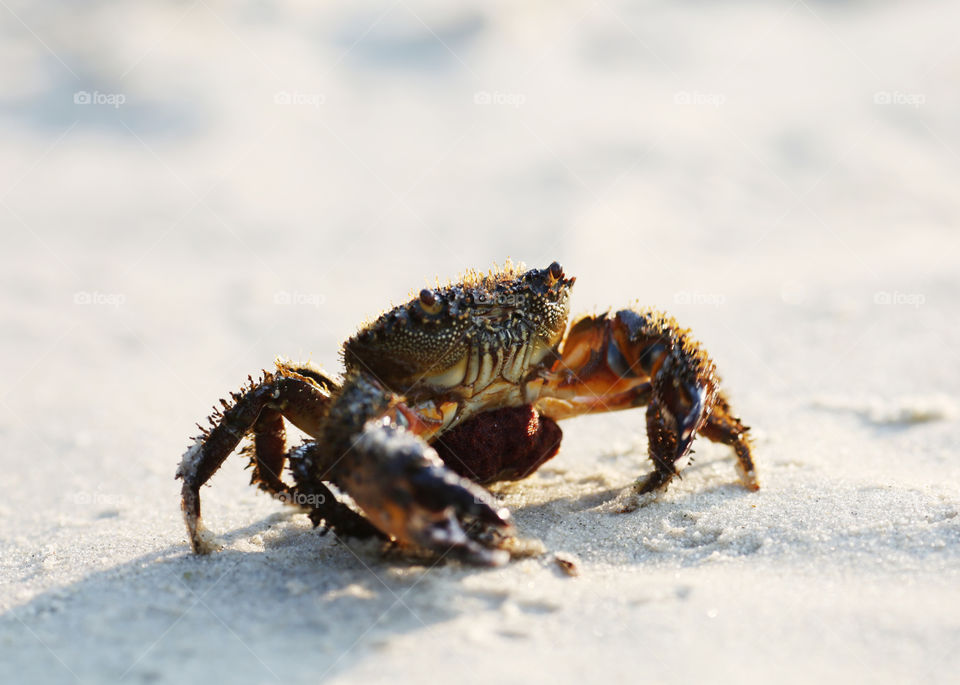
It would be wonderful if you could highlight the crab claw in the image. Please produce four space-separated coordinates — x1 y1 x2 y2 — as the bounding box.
336 421 514 566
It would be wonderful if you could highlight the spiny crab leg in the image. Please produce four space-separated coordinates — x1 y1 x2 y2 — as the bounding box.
174 363 386 554
534 308 758 494
176 368 334 553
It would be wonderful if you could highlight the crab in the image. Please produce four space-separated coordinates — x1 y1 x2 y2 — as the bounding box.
176 261 758 565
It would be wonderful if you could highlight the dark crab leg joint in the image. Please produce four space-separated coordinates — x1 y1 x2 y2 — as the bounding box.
176 261 758 565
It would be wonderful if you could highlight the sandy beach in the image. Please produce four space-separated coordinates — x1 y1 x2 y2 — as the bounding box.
1 1 958 683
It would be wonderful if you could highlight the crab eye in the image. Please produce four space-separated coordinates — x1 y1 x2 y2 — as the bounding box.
548 261 564 282
419 288 442 314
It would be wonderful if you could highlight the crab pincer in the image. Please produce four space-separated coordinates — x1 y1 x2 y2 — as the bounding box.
336 421 515 565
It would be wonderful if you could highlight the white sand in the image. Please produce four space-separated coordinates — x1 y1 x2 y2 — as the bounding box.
2 1 958 683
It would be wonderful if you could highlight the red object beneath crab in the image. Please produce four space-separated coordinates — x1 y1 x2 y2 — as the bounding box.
431 405 563 485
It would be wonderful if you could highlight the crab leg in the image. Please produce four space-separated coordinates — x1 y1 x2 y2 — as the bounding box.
536 308 757 492
176 363 338 553
698 392 758 490
319 372 515 565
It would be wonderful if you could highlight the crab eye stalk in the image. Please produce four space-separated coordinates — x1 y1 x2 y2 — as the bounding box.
419 288 442 314
547 261 564 283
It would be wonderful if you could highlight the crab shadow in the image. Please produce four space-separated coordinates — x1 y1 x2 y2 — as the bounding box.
1 468 761 684
0 512 533 684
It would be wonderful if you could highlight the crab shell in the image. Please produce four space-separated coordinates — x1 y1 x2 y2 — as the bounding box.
343 261 574 401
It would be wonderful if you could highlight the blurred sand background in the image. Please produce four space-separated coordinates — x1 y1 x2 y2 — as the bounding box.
1 1 959 683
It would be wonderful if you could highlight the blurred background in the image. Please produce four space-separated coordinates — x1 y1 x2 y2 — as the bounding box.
2 0 956 411
2 1 958 683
